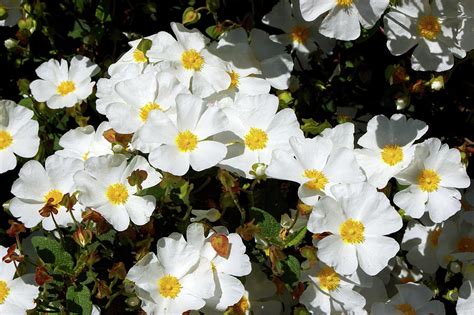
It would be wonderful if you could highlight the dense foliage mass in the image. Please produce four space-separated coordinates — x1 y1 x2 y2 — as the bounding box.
0 0 473 314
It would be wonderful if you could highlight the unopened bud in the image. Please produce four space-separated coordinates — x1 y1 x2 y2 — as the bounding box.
182 7 200 25
430 75 444 91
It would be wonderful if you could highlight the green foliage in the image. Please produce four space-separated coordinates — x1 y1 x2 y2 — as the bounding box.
32 236 74 272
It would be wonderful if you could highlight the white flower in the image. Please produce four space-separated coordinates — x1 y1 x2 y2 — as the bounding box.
139 94 228 176
394 138 470 223
105 70 188 134
458 0 474 51
300 262 366 314
147 22 230 98
55 121 112 163
185 223 251 312
0 0 22 27
401 220 443 274
267 135 365 205
307 183 402 276
219 94 303 178
107 32 175 76
356 114 428 189
9 155 83 230
30 56 99 109
217 28 294 90
0 100 39 173
298 0 389 40
74 154 161 231
126 235 214 314
262 0 335 66
371 283 445 315
384 0 466 71
457 280 474 315
320 122 355 150
0 246 39 314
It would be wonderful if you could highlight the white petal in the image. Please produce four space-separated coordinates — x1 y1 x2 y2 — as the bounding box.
29 80 57 102
355 0 389 29
426 187 462 223
126 195 156 226
149 144 190 176
319 6 361 41
189 140 227 171
357 236 399 276
317 236 358 275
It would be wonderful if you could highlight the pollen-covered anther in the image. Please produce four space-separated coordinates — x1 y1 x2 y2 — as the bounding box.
303 169 328 191
106 183 129 205
339 218 365 244
133 49 148 63
181 49 204 71
418 15 441 41
139 102 162 122
290 25 310 43
56 80 76 96
418 169 440 192
336 0 353 8
381 144 403 166
317 267 340 291
175 130 198 152
158 275 182 299
0 130 13 150
244 128 268 151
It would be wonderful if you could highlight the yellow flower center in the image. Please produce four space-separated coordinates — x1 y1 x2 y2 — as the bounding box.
43 189 64 207
339 219 365 244
244 128 268 151
336 0 353 7
158 275 182 299
139 102 162 122
175 130 198 152
457 237 474 253
56 81 76 96
105 183 129 205
418 15 441 41
396 303 416 315
181 49 204 71
0 280 10 305
317 267 340 291
233 295 250 314
228 71 240 89
303 169 328 191
0 130 13 150
381 144 404 166
429 227 442 247
290 25 310 44
418 169 440 192
132 49 148 63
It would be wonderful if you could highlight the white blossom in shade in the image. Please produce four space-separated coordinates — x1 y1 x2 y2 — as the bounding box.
262 0 335 68
0 100 39 173
320 122 355 150
107 32 175 76
356 277 387 313
217 27 294 90
104 70 188 134
436 212 474 268
126 235 214 314
401 220 443 274
139 94 228 176
266 135 365 205
458 0 474 51
307 183 402 276
0 246 39 314
299 262 366 314
95 63 145 115
457 280 474 315
384 0 466 72
30 56 99 109
238 263 283 315
9 155 83 230
219 94 303 178
190 208 221 223
55 121 112 164
147 22 230 98
185 223 251 312
74 154 161 231
394 138 470 223
298 0 389 40
371 283 445 315
355 114 428 189
0 0 22 27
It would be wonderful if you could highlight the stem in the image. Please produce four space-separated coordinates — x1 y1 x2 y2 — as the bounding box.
51 213 66 246
229 189 246 225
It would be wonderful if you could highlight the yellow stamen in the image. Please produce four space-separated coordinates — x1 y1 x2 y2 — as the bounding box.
381 144 403 166
105 183 129 205
56 81 76 96
43 189 63 207
429 227 442 247
0 280 10 304
336 0 353 8
133 49 148 63
303 169 328 191
244 128 268 151
396 303 416 315
158 275 182 299
317 267 340 291
418 169 440 192
339 219 365 244
181 49 204 71
0 130 13 150
228 71 240 89
139 102 162 122
418 15 441 41
175 130 198 152
290 25 310 44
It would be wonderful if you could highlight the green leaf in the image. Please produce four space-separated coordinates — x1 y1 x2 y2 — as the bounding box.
137 38 152 53
205 25 222 40
301 119 331 136
66 284 92 314
250 207 280 240
206 0 220 13
31 236 74 272
284 226 307 248
280 255 300 286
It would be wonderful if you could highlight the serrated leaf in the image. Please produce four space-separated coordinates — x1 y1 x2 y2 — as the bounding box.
285 226 307 248
66 284 92 314
31 236 74 272
250 207 280 239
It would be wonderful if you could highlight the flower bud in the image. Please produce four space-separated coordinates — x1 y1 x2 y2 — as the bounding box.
182 7 200 25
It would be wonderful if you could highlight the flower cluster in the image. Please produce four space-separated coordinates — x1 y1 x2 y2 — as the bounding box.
0 0 472 314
